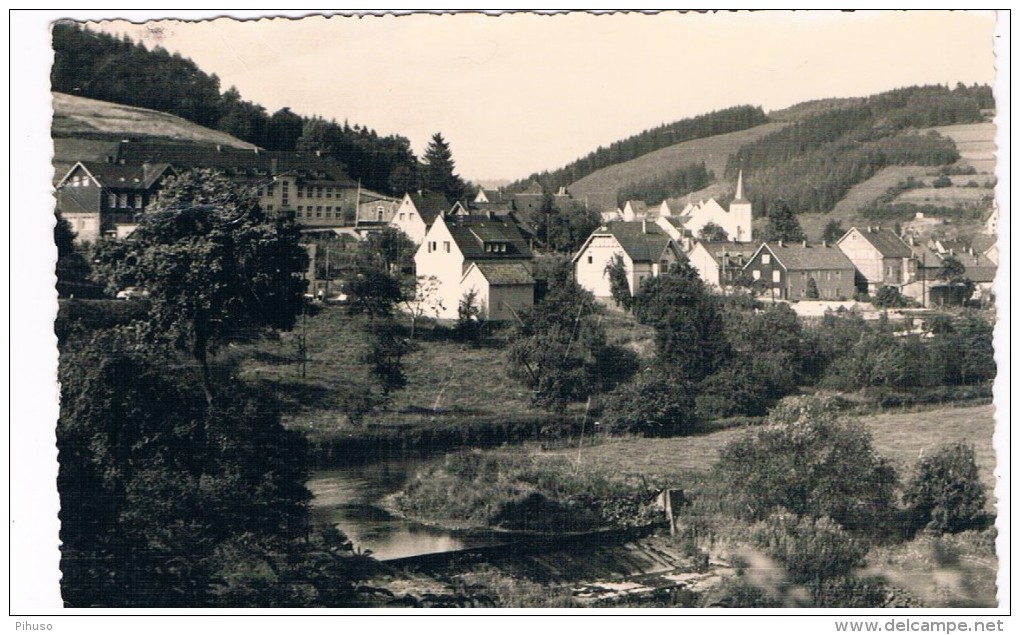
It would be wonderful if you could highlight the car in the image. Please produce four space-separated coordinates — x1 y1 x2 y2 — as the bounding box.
115 287 149 300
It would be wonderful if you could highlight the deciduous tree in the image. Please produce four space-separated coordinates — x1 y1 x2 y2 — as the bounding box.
91 169 308 403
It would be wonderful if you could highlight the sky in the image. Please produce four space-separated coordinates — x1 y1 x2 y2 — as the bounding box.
62 10 1002 182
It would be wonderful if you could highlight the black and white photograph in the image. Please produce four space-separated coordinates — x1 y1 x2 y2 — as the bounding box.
10 8 1010 625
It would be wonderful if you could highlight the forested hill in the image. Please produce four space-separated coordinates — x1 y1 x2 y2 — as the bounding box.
51 22 419 195
560 83 993 215
507 105 768 194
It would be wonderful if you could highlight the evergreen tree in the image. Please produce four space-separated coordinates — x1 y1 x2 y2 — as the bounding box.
421 132 468 202
764 199 806 242
821 220 846 244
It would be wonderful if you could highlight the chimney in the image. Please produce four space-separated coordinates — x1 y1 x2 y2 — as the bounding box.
315 150 322 157
803 240 808 248
778 239 784 248
254 147 260 155
822 240 828 248
216 144 222 152
642 219 647 234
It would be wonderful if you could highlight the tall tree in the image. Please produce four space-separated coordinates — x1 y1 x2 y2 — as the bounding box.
763 199 806 243
632 260 731 382
91 169 308 403
421 132 468 202
699 221 729 242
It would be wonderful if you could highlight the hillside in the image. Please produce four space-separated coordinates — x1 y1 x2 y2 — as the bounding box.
567 121 788 211
52 92 257 180
52 92 257 148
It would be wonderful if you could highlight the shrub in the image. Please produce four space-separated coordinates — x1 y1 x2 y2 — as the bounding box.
695 366 776 419
873 285 910 308
602 368 699 437
905 443 988 534
717 397 898 529
751 513 868 585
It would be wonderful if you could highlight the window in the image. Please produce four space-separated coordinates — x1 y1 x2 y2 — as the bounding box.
108 194 117 209
118 194 128 208
297 187 305 198
587 255 593 264
762 254 771 264
836 270 841 280
316 187 323 198
297 206 303 212
296 210 303 218
772 270 781 283
443 241 450 253
326 187 333 198
399 212 405 220
266 204 274 212
134 194 143 208
752 270 761 280
316 206 323 213
326 206 332 213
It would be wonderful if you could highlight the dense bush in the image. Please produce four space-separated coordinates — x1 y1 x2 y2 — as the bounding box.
873 285 911 308
904 443 988 534
751 513 868 585
602 368 699 437
717 397 898 530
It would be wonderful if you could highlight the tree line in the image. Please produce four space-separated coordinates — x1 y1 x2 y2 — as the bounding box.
509 105 768 193
616 162 714 207
725 84 990 215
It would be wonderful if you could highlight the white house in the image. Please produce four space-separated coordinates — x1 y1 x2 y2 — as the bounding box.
572 220 683 299
414 213 535 319
389 191 452 244
675 171 753 242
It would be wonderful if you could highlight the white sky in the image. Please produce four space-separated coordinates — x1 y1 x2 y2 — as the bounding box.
70 10 1000 181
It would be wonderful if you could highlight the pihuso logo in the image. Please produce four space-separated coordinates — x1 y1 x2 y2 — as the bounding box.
14 624 53 631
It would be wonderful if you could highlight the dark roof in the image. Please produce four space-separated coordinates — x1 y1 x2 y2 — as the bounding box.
116 140 357 187
77 161 173 190
969 234 997 254
846 227 913 258
695 240 759 264
409 192 452 225
469 262 535 286
761 241 856 271
602 221 678 264
446 215 533 260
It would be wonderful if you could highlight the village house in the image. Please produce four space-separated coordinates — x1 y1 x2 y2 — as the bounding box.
389 191 454 244
743 240 857 301
687 240 761 290
414 212 535 320
836 226 915 293
572 220 683 299
54 160 175 242
355 193 401 227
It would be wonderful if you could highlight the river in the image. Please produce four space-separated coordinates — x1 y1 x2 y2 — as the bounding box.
307 457 508 561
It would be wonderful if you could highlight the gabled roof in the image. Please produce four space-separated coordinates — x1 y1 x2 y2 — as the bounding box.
752 241 856 271
463 261 535 286
692 240 759 265
520 180 544 195
841 227 913 258
969 234 996 254
408 191 453 225
576 221 679 264
116 140 358 187
59 160 174 191
445 215 533 260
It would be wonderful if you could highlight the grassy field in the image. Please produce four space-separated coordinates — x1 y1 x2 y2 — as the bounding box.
231 306 554 441
52 91 256 148
556 404 998 497
567 121 789 212
931 122 998 175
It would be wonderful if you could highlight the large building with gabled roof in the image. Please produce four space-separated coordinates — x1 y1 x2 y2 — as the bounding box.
743 240 857 301
414 213 535 320
572 220 684 299
389 191 454 244
836 226 914 292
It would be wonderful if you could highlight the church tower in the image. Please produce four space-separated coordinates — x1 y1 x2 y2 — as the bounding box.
728 170 753 242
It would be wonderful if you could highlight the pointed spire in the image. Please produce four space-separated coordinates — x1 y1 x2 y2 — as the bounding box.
733 169 749 204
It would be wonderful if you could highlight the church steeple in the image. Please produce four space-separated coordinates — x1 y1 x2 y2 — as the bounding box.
733 169 748 204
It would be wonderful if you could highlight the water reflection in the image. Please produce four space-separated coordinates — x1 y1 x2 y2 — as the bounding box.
308 459 503 561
